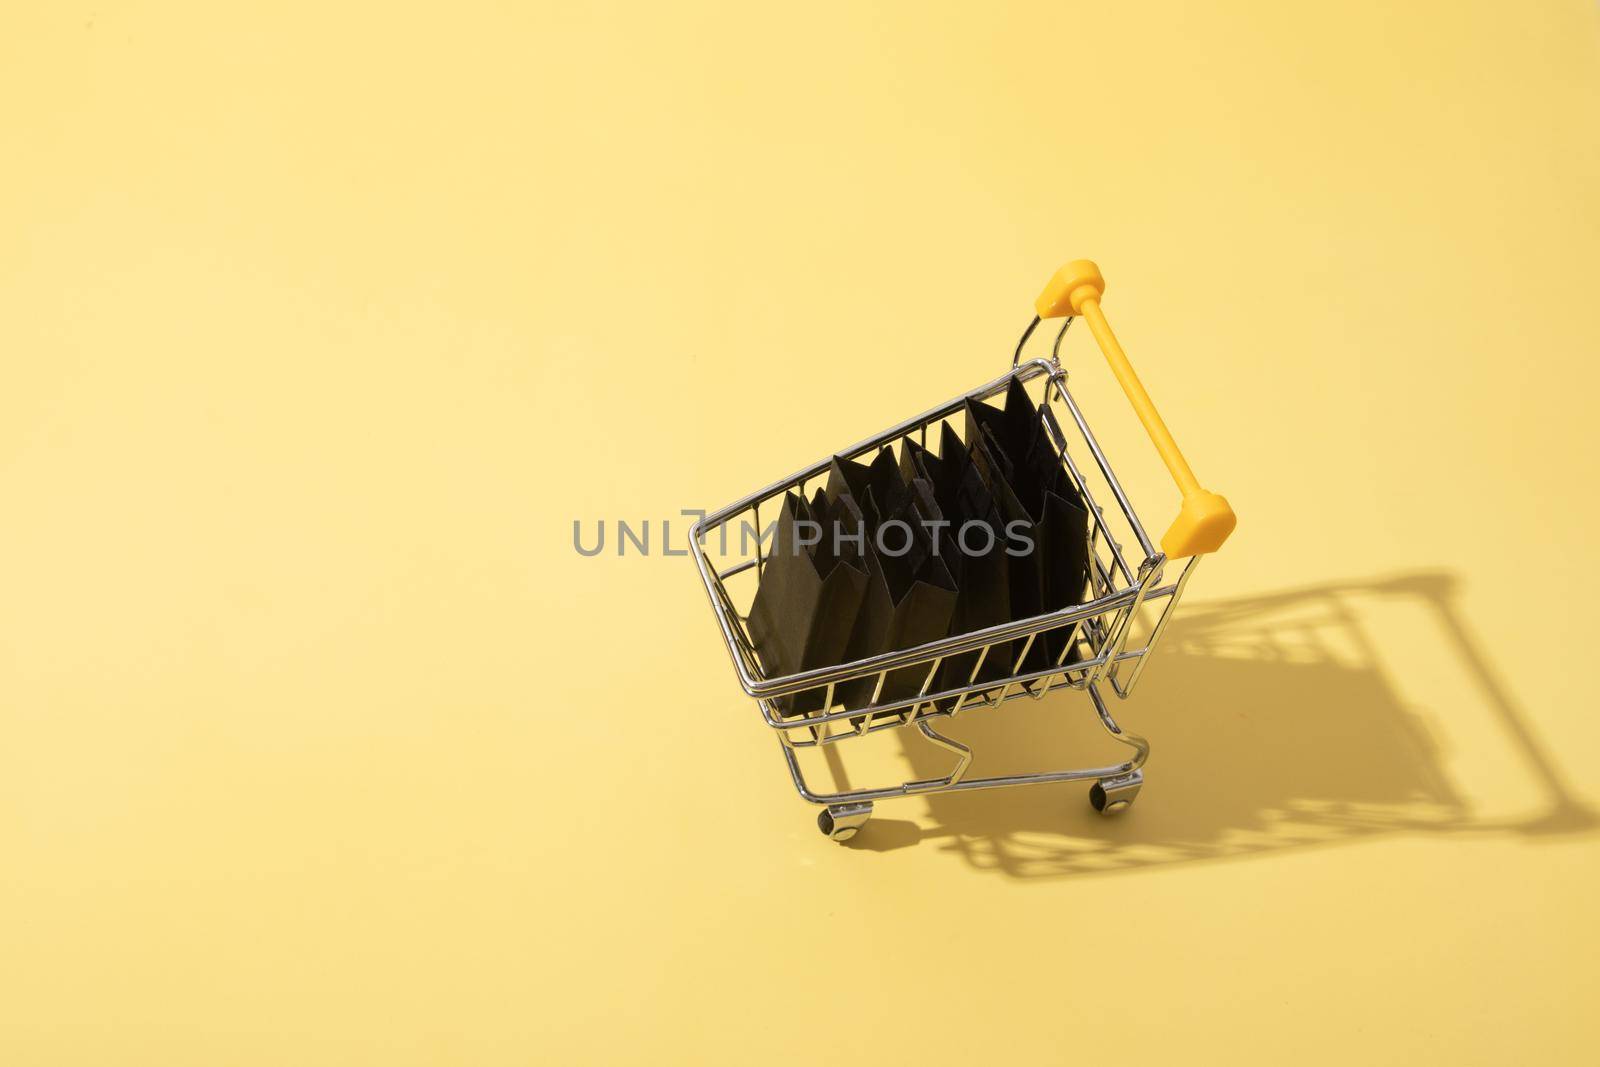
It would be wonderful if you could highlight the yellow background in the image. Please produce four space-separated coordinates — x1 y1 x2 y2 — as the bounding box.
3 2 1598 1063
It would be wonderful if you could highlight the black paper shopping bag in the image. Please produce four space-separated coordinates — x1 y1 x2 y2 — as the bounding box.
746 491 868 716
933 442 1015 695
966 428 1048 672
834 484 959 712
1017 411 1091 661
904 475 963 581
825 447 910 519
967 378 1092 663
964 377 1038 477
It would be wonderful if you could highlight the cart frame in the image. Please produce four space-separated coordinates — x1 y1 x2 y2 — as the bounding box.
690 260 1234 840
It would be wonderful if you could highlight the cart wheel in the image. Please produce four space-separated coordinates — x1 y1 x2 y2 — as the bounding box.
817 801 873 842
1090 771 1143 815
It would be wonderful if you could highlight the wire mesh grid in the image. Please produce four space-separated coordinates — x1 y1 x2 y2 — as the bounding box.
691 357 1198 751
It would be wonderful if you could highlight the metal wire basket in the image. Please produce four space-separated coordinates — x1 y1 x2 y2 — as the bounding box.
690 259 1235 841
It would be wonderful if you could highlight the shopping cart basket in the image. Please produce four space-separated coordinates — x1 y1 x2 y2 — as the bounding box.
690 259 1236 841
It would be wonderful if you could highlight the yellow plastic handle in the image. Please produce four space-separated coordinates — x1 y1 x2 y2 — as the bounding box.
1035 259 1236 557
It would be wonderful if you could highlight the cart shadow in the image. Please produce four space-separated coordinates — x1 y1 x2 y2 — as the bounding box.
845 570 1597 878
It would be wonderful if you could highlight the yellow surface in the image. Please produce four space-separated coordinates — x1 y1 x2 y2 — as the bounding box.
3 2 1599 1063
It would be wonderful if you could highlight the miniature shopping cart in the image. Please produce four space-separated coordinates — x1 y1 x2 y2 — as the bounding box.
690 260 1235 841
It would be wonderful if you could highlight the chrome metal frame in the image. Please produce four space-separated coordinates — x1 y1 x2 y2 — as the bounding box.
690 342 1204 832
